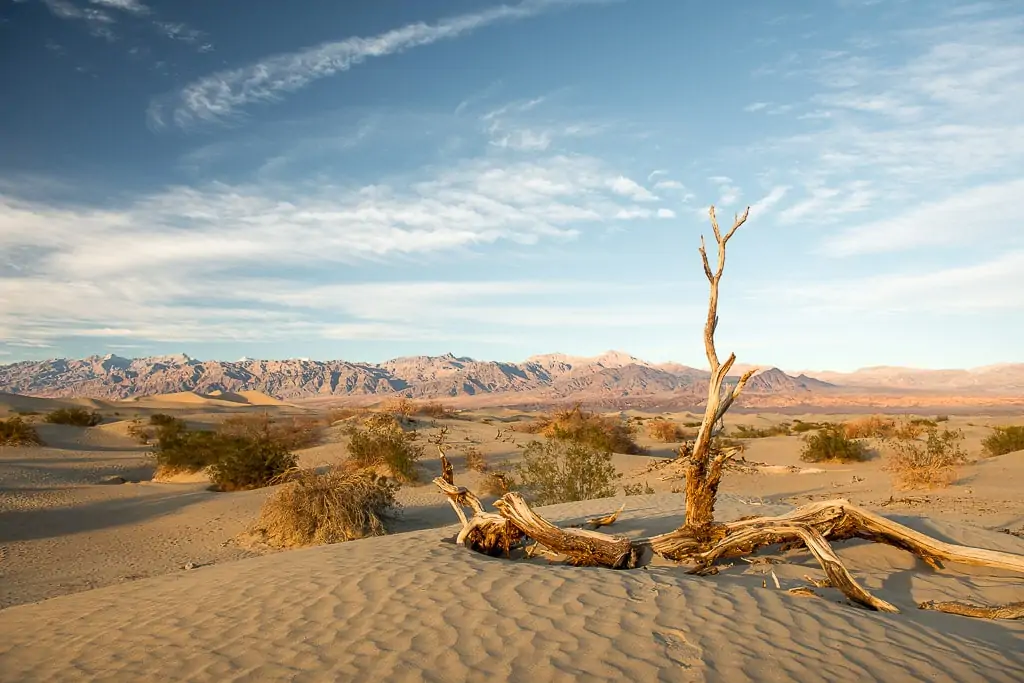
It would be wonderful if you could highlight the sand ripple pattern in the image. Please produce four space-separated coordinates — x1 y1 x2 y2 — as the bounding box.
1 495 1023 682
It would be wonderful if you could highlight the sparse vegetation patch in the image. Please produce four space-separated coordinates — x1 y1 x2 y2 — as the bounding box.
843 415 896 439
513 438 622 505
647 419 689 442
346 413 424 483
44 408 102 427
800 425 870 463
520 404 645 455
982 426 1024 457
0 416 42 446
885 421 967 490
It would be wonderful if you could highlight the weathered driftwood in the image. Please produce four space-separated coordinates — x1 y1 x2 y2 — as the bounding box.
587 503 625 529
919 600 1024 620
495 493 645 569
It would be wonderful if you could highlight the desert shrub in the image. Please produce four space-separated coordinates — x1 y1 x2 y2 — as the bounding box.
149 412 179 427
0 416 42 446
15 410 39 416
154 427 238 474
219 414 323 450
380 396 415 417
250 466 400 547
480 471 515 497
623 481 655 496
909 417 938 428
733 423 791 439
935 415 950 422
982 426 1024 457
683 421 703 428
843 415 896 439
514 438 622 505
346 414 424 483
208 436 298 492
647 419 688 442
800 425 870 463
527 404 645 455
44 407 102 427
885 423 967 490
463 445 488 472
416 401 453 418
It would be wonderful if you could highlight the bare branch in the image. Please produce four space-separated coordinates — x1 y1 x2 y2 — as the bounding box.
708 205 722 243
722 207 750 243
699 236 714 283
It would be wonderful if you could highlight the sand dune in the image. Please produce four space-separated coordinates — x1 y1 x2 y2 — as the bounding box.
1 494 1022 682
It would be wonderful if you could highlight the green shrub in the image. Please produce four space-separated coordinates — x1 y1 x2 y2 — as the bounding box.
982 426 1024 457
514 438 621 505
154 428 237 474
0 416 42 446
800 425 870 463
346 414 424 483
885 423 967 489
149 412 179 427
44 407 102 427
208 436 298 491
250 466 401 547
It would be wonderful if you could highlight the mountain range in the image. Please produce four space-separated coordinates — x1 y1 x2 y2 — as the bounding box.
0 351 1020 408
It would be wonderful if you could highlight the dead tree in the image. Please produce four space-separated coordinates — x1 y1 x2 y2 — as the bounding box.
684 206 757 533
432 204 1024 618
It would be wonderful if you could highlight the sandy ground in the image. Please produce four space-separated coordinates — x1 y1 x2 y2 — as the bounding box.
1 395 1023 681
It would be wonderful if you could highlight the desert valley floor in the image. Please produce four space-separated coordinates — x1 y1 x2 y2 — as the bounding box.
0 391 1022 682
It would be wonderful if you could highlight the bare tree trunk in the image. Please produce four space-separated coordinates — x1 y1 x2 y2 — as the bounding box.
685 206 757 532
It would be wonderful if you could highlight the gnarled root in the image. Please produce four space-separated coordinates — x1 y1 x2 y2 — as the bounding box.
919 600 1024 620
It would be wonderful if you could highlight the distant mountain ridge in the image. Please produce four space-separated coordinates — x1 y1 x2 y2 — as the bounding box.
0 351 1018 405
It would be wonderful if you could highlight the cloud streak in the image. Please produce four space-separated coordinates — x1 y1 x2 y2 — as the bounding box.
151 0 608 128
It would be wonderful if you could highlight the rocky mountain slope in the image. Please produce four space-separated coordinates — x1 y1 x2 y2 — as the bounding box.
0 350 834 402
0 351 1018 405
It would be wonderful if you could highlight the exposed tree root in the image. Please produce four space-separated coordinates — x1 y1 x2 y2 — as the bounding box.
919 600 1024 620
433 470 1024 617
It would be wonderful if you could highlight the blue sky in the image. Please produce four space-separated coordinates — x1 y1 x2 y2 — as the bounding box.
0 0 1022 371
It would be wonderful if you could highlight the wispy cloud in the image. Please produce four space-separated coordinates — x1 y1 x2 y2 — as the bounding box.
820 178 1024 257
0 148 678 346
151 0 609 128
90 0 149 15
39 0 116 40
764 249 1024 314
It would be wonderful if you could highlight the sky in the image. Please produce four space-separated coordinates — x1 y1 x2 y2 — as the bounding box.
0 0 1022 372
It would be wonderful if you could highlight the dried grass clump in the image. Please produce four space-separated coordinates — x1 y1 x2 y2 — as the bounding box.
800 425 870 463
525 404 645 455
884 422 967 490
346 413 424 482
250 466 400 547
647 419 688 442
380 396 415 417
843 415 896 439
733 423 791 438
463 445 488 472
982 425 1024 457
0 416 42 446
416 401 453 418
44 407 102 427
623 481 655 496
